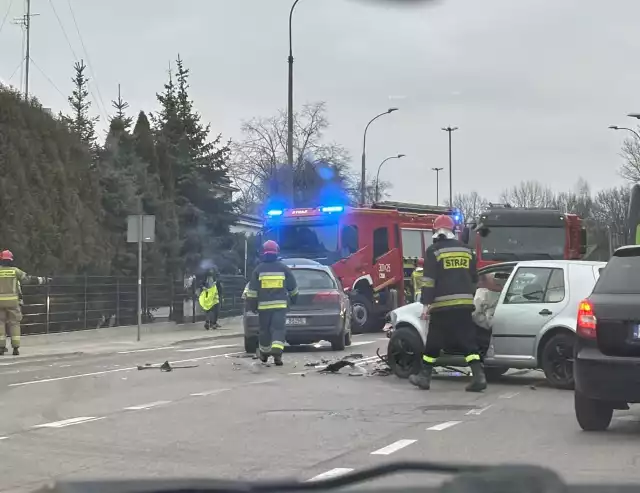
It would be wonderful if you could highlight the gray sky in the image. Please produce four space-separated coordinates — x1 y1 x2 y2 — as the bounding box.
1 0 638 204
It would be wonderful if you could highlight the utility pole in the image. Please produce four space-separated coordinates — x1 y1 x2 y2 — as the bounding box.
13 0 39 100
431 167 443 205
441 126 458 206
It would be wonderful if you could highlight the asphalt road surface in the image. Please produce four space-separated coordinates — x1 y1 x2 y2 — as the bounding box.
1 332 639 492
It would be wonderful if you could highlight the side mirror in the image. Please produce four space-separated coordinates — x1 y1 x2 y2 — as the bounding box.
579 228 587 255
461 226 470 244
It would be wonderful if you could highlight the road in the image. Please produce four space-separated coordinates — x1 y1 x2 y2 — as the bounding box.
0 332 639 492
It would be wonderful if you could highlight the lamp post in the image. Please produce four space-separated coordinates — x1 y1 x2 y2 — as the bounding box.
441 126 458 206
431 167 443 205
375 154 405 202
361 108 398 206
286 0 303 202
609 125 640 141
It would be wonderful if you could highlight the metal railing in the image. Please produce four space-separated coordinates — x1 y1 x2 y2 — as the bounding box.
21 275 247 335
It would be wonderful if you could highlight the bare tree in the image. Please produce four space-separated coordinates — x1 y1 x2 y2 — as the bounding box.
500 180 556 208
619 132 640 183
229 102 358 211
445 191 488 221
592 186 630 242
554 178 593 219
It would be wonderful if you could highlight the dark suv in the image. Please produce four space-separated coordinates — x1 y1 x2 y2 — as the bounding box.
574 245 640 431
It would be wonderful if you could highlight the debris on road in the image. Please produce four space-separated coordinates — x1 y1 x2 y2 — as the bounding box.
319 360 356 373
136 360 199 372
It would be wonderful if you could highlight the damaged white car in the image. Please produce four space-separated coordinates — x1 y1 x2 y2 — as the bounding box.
386 260 606 389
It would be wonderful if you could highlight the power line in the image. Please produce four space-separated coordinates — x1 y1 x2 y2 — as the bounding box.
66 0 107 119
0 0 14 36
6 59 23 83
48 0 78 59
29 57 65 98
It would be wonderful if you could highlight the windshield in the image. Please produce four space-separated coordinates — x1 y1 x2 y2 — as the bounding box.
291 269 336 290
265 223 339 256
594 255 640 295
478 226 566 261
401 229 424 258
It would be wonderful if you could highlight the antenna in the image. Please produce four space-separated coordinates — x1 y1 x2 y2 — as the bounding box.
12 0 39 99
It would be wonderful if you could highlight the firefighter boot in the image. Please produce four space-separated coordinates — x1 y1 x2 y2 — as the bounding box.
409 365 433 390
0 346 6 356
12 347 19 356
466 360 487 392
273 353 283 366
256 348 269 363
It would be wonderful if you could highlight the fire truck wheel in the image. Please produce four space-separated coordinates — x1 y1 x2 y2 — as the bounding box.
387 325 423 379
350 293 382 333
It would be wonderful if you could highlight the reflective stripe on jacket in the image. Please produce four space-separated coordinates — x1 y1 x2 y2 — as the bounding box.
247 260 298 311
0 267 27 302
420 238 477 312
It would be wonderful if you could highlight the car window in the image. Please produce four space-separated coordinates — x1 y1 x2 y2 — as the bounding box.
292 269 336 290
373 227 389 260
544 268 565 303
341 225 359 255
504 267 553 304
594 256 640 295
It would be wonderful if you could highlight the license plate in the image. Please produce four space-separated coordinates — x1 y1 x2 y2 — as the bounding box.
633 324 640 339
286 317 307 326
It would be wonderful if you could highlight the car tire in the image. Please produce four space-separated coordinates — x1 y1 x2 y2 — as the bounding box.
387 326 423 379
575 391 613 431
541 332 575 389
351 293 384 334
331 332 346 351
344 319 352 347
244 336 258 354
484 366 509 381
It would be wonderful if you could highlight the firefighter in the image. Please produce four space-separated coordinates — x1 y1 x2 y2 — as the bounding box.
408 215 486 392
198 269 223 330
245 240 298 366
0 250 47 355
411 258 425 302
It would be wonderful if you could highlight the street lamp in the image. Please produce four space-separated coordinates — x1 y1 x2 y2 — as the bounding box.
609 125 640 141
441 126 458 207
431 167 443 205
361 108 399 206
287 0 304 202
627 113 640 120
375 154 405 202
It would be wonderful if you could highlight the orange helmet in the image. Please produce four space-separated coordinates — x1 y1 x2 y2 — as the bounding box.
433 215 455 232
0 250 13 261
262 240 280 254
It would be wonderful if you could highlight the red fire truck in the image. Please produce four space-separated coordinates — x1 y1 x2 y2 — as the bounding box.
462 204 587 269
262 201 462 333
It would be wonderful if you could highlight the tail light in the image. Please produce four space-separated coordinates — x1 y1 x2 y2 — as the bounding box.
577 299 597 339
313 291 341 304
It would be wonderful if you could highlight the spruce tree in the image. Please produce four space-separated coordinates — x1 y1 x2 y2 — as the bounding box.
64 60 99 159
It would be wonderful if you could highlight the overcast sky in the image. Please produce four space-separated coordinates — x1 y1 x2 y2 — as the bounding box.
1 0 639 204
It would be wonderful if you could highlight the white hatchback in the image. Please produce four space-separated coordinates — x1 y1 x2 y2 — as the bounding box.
386 260 606 389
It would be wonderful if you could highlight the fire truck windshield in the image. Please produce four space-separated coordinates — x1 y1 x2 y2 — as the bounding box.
479 226 566 261
264 223 339 256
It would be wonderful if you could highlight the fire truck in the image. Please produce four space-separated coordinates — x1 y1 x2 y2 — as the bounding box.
462 204 587 269
261 201 462 333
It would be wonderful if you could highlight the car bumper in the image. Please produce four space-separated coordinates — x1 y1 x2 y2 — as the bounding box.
243 312 345 343
575 346 640 403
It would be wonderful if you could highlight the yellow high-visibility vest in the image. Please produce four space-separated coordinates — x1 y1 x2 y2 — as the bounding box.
198 285 219 311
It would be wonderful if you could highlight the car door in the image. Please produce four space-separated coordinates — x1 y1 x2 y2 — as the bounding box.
491 266 568 361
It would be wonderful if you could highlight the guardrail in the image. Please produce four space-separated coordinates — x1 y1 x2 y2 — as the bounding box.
21 275 247 335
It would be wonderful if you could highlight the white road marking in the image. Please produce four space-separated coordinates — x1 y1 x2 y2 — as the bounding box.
9 351 243 387
34 417 105 428
466 405 492 416
124 400 171 411
289 372 306 375
499 392 520 399
117 346 174 354
0 437 8 440
427 421 462 431
246 378 276 385
348 341 376 347
371 439 417 455
308 468 354 481
176 344 238 353
190 388 230 397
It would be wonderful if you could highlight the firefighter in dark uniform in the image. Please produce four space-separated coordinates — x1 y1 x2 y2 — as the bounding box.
409 215 486 392
245 240 298 366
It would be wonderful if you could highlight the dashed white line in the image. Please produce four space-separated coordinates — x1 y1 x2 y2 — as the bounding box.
466 405 492 416
124 400 171 411
371 439 417 455
308 468 354 481
190 388 230 397
348 341 376 347
34 417 105 428
176 344 238 353
427 421 462 431
499 392 520 399
0 437 8 440
117 346 174 354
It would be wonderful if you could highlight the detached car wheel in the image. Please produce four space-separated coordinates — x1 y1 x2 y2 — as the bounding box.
541 332 575 389
575 391 613 431
244 336 258 354
387 326 423 379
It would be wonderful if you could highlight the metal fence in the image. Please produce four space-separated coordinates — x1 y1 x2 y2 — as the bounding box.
21 275 247 335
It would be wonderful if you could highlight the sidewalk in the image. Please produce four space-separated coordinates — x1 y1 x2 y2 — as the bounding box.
17 317 245 359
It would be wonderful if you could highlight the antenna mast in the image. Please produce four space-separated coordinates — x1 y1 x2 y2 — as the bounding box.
13 0 39 99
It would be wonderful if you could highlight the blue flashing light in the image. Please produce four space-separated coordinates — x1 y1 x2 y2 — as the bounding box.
267 209 283 217
451 208 464 224
320 206 344 213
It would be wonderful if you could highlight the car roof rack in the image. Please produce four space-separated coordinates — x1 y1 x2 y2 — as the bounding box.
371 201 453 215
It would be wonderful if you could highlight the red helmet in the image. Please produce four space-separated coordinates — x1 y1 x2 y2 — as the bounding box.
417 258 424 267
433 215 455 232
0 250 13 261
262 240 280 254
